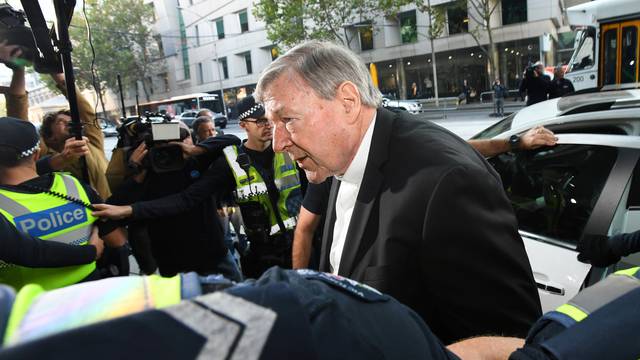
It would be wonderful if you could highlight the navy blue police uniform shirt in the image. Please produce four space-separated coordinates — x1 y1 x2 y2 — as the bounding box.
0 267 460 360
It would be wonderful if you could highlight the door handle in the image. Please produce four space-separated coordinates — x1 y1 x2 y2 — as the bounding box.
536 281 565 296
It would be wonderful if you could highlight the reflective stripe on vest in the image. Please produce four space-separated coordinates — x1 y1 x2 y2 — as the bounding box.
0 173 97 290
550 267 640 326
269 217 297 236
223 145 301 234
4 275 183 346
162 291 276 359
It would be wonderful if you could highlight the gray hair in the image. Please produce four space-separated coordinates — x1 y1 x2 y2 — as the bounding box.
255 40 382 108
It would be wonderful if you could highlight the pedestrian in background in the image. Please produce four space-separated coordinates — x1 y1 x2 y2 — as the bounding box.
549 65 575 99
492 78 507 117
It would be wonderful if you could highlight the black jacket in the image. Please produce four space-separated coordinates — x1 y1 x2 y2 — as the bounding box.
520 74 550 105
320 108 542 344
109 135 241 276
549 78 575 99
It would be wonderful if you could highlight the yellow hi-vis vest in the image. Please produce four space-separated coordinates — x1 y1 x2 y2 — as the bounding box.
549 267 640 326
0 173 98 291
223 145 302 236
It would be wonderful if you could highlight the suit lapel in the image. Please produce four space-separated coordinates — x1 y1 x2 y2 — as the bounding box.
337 109 394 277
319 177 340 272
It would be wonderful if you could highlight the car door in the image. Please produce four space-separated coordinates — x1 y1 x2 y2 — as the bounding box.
489 134 640 312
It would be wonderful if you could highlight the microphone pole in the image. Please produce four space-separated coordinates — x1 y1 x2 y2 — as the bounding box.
53 0 90 183
117 74 126 119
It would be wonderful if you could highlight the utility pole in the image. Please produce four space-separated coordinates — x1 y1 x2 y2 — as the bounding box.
427 0 440 107
212 39 227 117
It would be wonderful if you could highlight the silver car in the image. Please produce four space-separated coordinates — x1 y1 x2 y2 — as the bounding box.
381 96 422 114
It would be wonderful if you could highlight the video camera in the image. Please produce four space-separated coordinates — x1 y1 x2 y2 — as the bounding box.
119 113 185 173
0 3 64 73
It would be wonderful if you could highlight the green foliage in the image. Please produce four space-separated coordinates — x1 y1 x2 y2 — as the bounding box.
41 0 162 100
253 0 413 49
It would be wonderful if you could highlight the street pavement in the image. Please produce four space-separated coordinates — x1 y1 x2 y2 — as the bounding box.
103 106 511 160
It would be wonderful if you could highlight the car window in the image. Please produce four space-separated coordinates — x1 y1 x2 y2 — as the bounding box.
471 113 515 139
490 144 618 246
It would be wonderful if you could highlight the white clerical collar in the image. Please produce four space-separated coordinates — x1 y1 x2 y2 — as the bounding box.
335 112 377 185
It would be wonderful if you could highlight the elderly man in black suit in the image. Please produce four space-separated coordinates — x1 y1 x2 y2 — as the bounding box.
256 41 541 345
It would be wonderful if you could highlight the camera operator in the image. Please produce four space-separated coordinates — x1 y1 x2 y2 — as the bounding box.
519 61 551 106
106 120 242 280
93 95 306 279
39 73 111 199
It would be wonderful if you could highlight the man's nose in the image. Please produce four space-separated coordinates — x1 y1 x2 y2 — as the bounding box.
272 122 292 153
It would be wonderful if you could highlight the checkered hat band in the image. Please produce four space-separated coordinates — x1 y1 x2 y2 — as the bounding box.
239 104 264 121
19 140 40 159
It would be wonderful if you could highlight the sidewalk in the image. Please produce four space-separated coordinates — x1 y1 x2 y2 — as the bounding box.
419 98 526 113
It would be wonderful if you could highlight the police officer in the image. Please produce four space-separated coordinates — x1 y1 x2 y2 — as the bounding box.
93 96 305 279
3 266 640 359
510 267 640 359
0 268 456 359
0 117 127 290
222 95 303 277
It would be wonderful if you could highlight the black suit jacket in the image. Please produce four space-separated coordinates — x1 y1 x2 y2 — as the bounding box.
320 108 542 344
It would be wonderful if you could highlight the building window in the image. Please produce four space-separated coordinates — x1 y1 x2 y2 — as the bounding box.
270 47 279 60
502 0 527 25
215 18 225 39
154 35 164 56
161 73 169 92
447 0 468 35
243 52 253 74
129 82 136 99
147 77 154 95
195 25 200 46
239 10 249 33
197 62 204 84
358 22 374 51
399 10 417 44
219 57 229 79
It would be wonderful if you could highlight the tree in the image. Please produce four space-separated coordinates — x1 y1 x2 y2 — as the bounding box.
465 0 500 83
41 0 163 105
254 0 412 49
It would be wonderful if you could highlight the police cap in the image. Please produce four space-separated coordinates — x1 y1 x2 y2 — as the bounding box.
237 95 265 121
0 117 40 159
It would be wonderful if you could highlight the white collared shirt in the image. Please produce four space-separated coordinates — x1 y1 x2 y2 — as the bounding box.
330 113 377 274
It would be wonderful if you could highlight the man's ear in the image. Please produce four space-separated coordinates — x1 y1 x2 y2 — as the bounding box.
336 81 361 121
33 148 41 161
